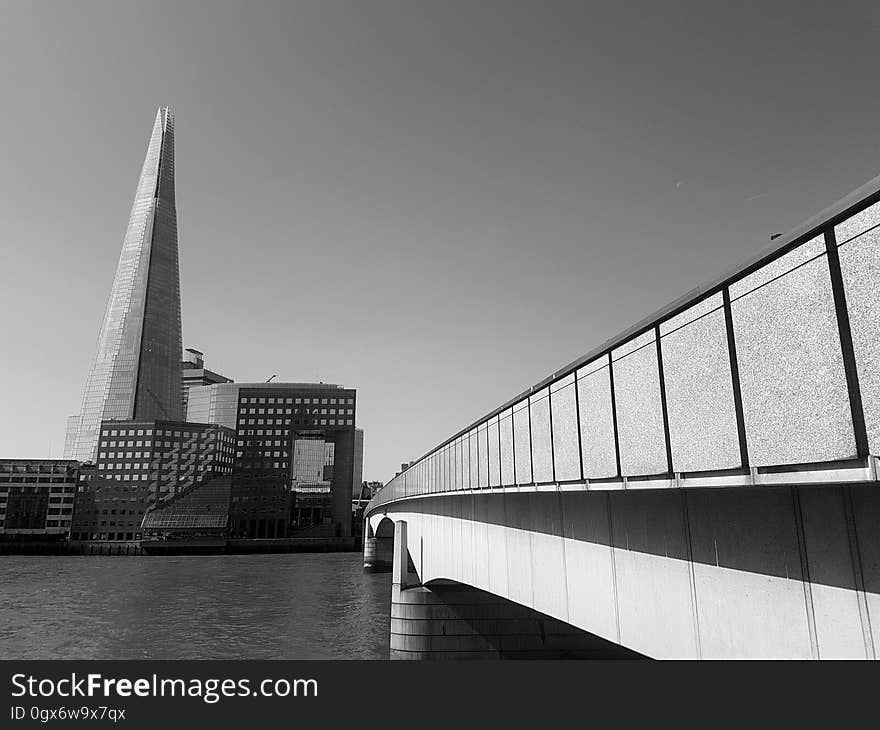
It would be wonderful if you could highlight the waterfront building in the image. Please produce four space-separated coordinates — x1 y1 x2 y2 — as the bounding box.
0 460 79 541
65 107 184 463
92 419 235 502
69 482 150 542
181 348 232 415
68 419 235 543
140 476 233 542
352 427 364 507
187 381 357 537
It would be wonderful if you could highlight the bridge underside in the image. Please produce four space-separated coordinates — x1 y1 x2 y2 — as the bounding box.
366 483 879 659
391 579 644 659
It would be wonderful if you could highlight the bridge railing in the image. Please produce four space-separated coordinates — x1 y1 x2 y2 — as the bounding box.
368 176 880 513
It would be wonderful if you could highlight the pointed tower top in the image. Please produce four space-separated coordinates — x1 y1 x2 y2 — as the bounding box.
155 106 173 133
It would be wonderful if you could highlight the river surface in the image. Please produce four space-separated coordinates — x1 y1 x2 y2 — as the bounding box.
0 553 392 659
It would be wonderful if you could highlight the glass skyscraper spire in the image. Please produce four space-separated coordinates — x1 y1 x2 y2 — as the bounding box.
64 107 183 462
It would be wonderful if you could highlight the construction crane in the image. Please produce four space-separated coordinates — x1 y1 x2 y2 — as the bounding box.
266 374 277 383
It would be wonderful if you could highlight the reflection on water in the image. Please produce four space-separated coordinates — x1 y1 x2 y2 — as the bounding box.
0 553 392 659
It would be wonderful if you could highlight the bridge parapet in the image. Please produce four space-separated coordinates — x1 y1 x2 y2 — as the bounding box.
369 176 880 516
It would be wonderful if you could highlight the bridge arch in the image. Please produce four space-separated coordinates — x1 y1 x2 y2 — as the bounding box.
363 515 395 572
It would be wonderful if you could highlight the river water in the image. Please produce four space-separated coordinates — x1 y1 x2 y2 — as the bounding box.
0 553 392 659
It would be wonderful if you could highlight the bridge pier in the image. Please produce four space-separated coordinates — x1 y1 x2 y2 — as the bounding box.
363 516 394 572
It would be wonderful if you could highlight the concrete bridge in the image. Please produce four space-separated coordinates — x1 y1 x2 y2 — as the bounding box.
365 174 880 659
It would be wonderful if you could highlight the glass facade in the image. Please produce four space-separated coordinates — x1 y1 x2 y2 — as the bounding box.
65 108 183 463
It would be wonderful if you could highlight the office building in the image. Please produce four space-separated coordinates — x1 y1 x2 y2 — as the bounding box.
187 381 357 537
92 419 236 502
68 419 235 543
352 427 364 508
65 107 183 463
0 460 79 541
69 482 150 542
140 476 233 541
181 348 232 414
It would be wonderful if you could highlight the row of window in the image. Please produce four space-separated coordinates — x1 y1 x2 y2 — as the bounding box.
99 451 233 461
71 532 143 541
237 462 289 470
98 474 199 484
101 439 234 449
240 407 354 416
101 428 235 440
239 418 353 426
241 397 353 405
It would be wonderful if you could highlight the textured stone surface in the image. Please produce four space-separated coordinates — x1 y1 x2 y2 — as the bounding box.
836 200 880 246
530 388 554 483
499 408 515 486
458 436 469 490
839 223 880 454
612 329 656 361
731 252 855 465
469 428 479 489
477 422 489 488
659 292 725 335
612 331 668 475
551 374 581 481
660 295 741 472
513 401 532 484
729 235 825 299
488 416 501 487
579 355 609 378
576 360 617 478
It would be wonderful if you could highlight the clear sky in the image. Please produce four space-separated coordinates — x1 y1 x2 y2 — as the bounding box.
1 1 879 482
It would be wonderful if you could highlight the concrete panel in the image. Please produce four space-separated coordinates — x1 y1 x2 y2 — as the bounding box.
691 564 812 658
731 246 855 466
529 388 553 483
576 360 617 478
551 375 581 481
513 400 532 485
686 488 813 658
460 502 473 585
838 222 880 454
560 491 618 641
731 234 826 298
610 490 697 658
459 435 469 490
461 498 476 587
835 199 880 247
488 416 501 488
528 493 569 622
499 409 515 486
851 486 880 658
611 331 667 476
660 295 740 472
485 495 509 597
447 445 454 492
504 493 534 609
477 423 489 489
468 428 479 489
798 486 867 659
472 495 491 591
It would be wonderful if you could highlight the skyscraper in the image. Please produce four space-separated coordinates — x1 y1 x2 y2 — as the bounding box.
65 107 183 462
